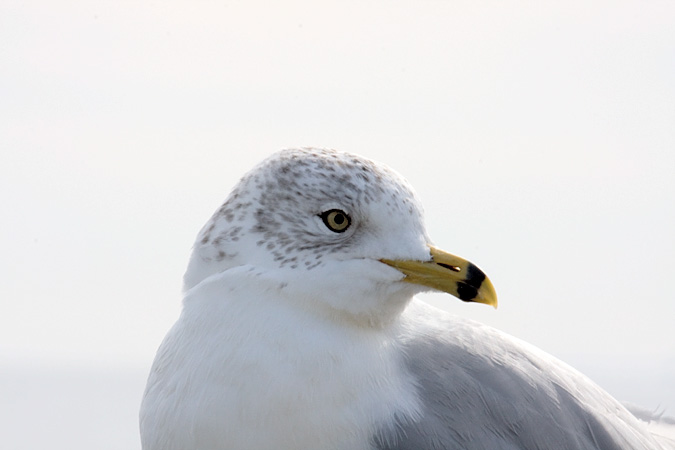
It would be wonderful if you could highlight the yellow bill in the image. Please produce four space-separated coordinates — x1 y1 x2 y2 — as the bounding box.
380 246 497 308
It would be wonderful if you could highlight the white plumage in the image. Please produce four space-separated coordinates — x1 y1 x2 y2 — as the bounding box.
140 148 674 450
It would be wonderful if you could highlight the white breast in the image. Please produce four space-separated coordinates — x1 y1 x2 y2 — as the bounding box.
139 267 421 450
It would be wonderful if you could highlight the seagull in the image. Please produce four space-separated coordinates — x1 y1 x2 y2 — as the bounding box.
140 148 674 450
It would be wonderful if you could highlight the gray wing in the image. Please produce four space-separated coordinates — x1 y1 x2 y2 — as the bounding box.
374 300 665 450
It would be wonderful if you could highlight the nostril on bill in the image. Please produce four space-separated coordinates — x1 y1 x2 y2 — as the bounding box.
437 263 461 272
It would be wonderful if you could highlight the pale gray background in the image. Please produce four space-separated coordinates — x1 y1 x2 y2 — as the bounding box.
1 1 673 448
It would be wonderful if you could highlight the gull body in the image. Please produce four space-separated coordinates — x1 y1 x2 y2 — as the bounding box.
140 148 673 450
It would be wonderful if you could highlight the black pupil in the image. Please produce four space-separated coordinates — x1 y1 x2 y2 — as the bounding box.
321 209 349 232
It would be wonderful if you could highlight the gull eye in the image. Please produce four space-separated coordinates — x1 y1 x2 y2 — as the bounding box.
319 209 351 233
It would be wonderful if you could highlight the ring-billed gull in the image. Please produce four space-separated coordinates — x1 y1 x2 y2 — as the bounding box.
140 148 674 449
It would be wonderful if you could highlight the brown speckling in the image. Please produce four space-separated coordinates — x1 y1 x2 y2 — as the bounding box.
190 147 425 273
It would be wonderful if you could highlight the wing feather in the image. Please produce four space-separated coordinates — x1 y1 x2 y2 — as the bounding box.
374 300 665 450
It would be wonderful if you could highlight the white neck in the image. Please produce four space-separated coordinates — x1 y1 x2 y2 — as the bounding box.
140 267 421 450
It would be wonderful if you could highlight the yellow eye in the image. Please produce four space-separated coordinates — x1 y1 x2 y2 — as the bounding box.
320 209 351 233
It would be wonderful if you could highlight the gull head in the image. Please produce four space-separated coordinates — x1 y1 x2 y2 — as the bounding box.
184 148 496 325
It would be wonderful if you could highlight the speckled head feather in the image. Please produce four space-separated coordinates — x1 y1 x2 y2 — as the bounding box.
143 147 667 450
184 148 431 291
